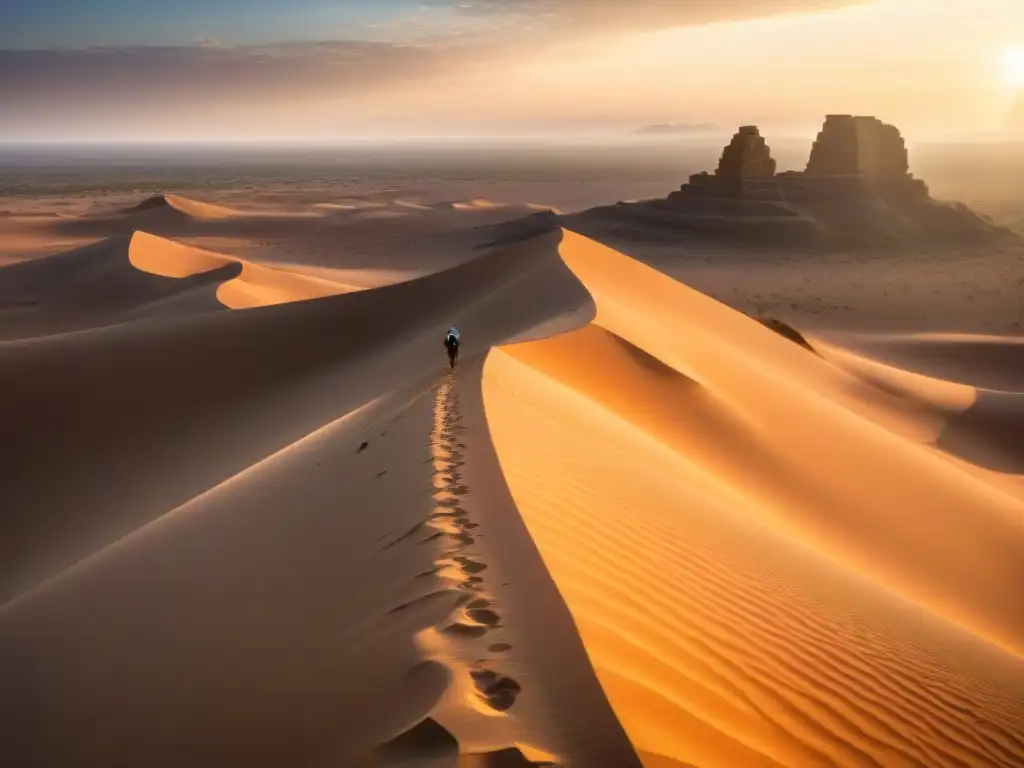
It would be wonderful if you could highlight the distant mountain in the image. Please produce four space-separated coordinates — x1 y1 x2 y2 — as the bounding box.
633 122 721 136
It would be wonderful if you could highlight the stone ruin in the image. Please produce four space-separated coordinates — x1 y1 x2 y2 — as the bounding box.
674 125 777 199
670 114 919 202
655 114 1006 245
774 114 929 206
716 125 776 189
804 114 910 178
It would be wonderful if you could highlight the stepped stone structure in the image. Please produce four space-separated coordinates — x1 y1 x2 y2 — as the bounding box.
717 126 777 187
804 114 909 178
672 126 777 199
648 113 1009 245
666 114 930 208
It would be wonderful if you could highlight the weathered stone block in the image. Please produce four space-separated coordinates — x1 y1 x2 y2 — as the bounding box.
805 114 910 179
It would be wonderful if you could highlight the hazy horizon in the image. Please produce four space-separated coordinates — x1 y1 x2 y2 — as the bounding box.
5 0 1024 142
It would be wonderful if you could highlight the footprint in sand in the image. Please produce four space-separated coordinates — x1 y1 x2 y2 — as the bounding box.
454 555 487 574
444 622 490 639
470 669 522 712
394 376 525 734
467 607 501 626
464 598 502 627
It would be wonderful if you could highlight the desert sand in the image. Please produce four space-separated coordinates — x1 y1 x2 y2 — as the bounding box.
1 188 1022 768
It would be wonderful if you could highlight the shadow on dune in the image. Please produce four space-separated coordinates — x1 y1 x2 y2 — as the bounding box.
444 357 643 768
51 194 306 240
811 333 1024 473
937 390 1024 474
471 211 562 251
126 195 175 213
821 334 1024 393
0 233 242 338
0 229 591 605
0 231 616 768
0 376 452 768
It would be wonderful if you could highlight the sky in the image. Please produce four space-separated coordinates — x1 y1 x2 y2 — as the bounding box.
2 0 1024 142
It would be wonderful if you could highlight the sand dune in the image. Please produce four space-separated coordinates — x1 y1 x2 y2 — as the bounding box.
485 342 1024 766
816 332 1024 392
127 193 243 220
45 194 335 244
0 230 354 338
60 193 235 236
127 230 354 309
0 192 555 285
1 193 1022 767
481 231 1024 767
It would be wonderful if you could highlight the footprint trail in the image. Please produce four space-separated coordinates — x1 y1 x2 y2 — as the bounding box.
376 372 553 767
430 376 520 713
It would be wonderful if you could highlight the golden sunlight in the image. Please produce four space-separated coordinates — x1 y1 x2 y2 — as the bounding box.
1001 47 1024 85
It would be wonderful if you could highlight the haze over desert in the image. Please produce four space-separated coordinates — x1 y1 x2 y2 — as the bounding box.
3 1 1024 766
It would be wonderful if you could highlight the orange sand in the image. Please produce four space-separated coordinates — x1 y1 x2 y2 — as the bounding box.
1 193 1021 768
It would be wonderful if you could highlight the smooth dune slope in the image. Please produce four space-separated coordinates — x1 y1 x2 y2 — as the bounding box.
808 338 1024 479
0 376 625 767
0 230 587 605
814 332 1024 392
0 229 355 338
0 228 648 767
0 192 555 287
481 229 1024 767
127 230 356 309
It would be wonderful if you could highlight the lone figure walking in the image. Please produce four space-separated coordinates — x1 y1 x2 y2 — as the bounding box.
444 326 460 369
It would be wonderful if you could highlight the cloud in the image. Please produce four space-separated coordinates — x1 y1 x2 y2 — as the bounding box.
0 0 870 139
1 41 459 101
440 0 869 33
0 41 474 138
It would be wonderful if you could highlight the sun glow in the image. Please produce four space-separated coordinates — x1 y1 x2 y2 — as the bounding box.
1002 48 1024 85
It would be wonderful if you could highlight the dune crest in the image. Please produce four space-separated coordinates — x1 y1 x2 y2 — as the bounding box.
128 194 242 220
481 228 1024 767
0 229 358 340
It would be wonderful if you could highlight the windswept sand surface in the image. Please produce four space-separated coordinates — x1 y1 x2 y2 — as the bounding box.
1 193 1022 768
